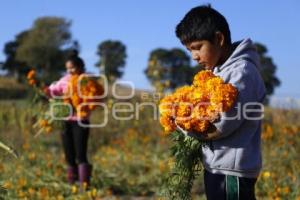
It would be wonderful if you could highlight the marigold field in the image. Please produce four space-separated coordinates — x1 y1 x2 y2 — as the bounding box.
0 98 299 200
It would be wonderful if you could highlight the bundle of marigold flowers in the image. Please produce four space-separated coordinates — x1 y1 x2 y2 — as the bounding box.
159 70 238 200
159 70 237 134
26 69 48 99
63 74 104 118
26 69 56 136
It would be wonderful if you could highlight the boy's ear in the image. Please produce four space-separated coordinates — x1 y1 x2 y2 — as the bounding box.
215 31 225 47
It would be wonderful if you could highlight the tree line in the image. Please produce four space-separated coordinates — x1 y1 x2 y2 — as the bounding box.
0 16 280 101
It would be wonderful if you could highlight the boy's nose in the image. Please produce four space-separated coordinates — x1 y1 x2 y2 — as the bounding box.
191 52 199 60
192 55 201 64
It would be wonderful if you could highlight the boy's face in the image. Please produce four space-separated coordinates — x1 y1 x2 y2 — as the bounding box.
185 34 224 70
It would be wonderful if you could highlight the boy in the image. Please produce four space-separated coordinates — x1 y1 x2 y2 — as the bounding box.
175 5 266 200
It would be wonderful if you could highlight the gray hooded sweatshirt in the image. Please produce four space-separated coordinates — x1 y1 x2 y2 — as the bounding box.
202 38 266 178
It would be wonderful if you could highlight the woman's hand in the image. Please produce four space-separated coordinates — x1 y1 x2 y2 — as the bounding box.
43 86 50 96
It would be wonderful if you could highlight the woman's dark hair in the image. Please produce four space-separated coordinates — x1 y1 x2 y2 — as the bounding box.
66 50 85 72
176 5 231 45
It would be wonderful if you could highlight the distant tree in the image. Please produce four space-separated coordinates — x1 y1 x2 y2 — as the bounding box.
0 31 30 81
95 40 127 83
255 43 281 103
15 16 78 83
145 48 195 92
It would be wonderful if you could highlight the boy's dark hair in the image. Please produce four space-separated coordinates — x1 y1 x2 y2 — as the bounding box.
66 50 85 72
176 5 231 45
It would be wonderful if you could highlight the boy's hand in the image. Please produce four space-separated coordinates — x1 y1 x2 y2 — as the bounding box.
186 124 220 141
175 121 220 141
199 124 220 140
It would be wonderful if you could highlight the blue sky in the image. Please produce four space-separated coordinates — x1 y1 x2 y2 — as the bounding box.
1 0 300 100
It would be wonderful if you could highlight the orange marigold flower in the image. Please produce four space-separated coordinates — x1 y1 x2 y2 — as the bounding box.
45 126 53 133
28 79 36 86
78 111 88 118
160 116 176 133
88 104 96 110
193 70 214 87
39 119 49 127
27 69 36 79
